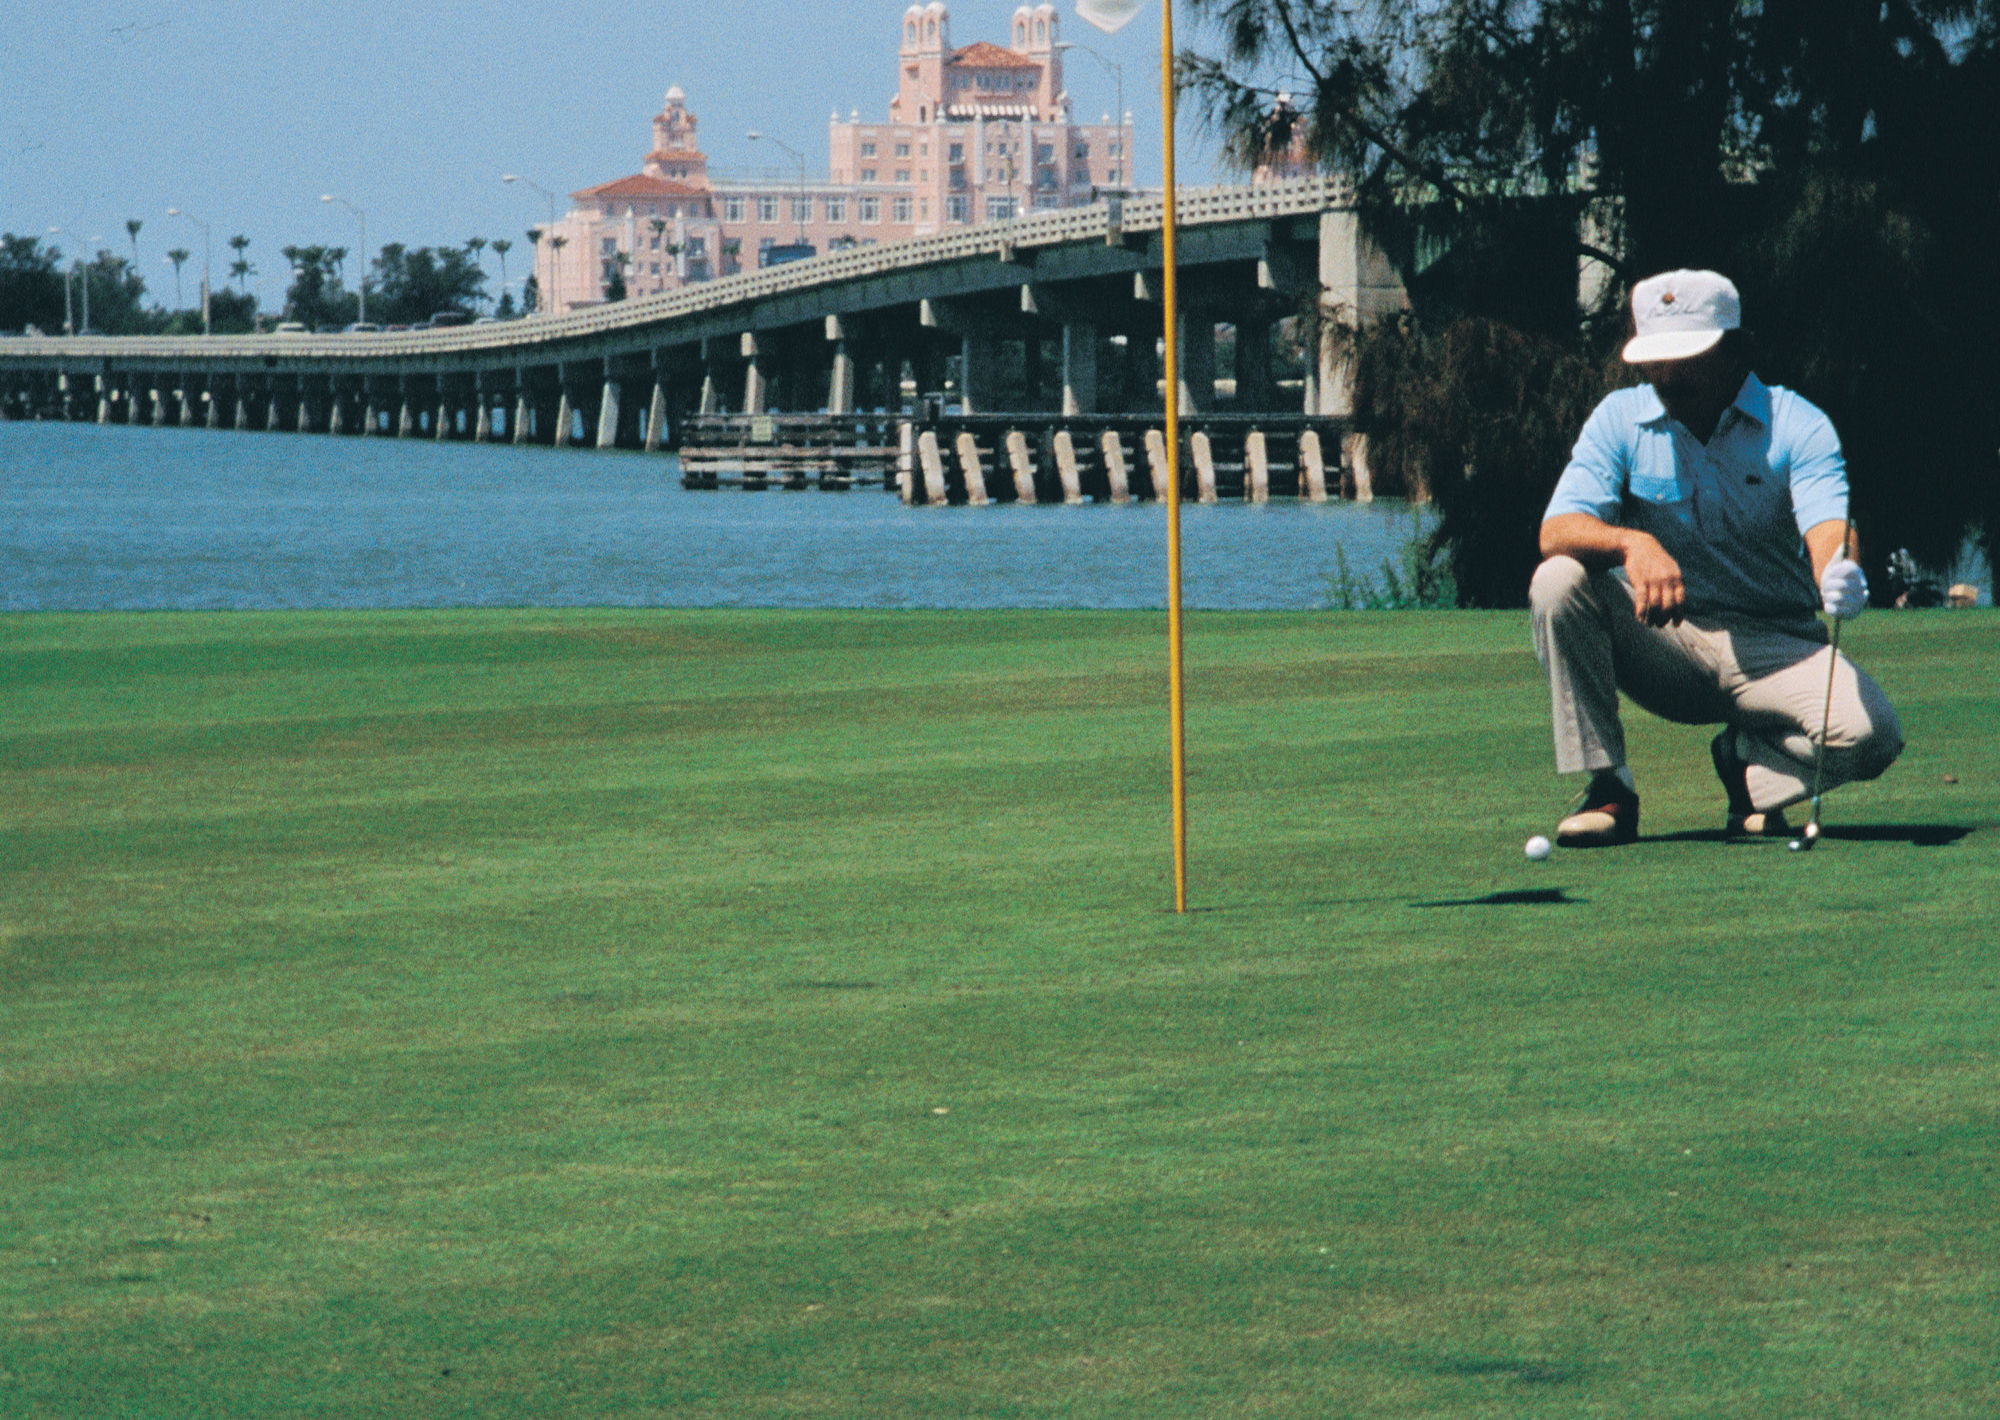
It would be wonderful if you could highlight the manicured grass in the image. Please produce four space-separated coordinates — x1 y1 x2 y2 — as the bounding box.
3 607 1997 1417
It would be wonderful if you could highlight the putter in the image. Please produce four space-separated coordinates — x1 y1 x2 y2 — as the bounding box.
1790 515 1855 853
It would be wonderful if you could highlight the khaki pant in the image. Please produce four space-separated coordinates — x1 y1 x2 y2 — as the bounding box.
1530 557 1903 811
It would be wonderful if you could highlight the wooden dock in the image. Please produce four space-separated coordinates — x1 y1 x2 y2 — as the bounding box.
677 413 902 490
676 412 1385 503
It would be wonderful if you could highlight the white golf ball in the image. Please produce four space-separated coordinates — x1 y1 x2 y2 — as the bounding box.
1524 834 1553 861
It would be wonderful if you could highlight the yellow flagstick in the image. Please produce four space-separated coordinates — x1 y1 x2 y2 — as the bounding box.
1159 0 1189 914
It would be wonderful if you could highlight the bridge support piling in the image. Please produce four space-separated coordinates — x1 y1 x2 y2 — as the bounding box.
1101 430 1132 504
1177 314 1216 414
1299 429 1329 502
741 333 767 415
1236 318 1274 410
959 334 997 415
960 431 991 506
1144 428 1172 499
1245 430 1270 502
826 317 856 416
918 430 948 504
1191 430 1218 503
645 381 668 452
596 372 621 449
1061 322 1099 416
1052 430 1083 505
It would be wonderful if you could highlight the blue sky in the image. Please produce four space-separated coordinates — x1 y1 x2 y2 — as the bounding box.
6 0 1226 309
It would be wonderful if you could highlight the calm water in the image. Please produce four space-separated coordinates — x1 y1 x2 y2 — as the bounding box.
1 422 1442 612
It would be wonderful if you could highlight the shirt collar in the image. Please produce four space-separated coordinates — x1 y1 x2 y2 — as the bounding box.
1637 371 1770 432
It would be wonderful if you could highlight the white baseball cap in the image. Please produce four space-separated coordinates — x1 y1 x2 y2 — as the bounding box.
1621 269 1741 363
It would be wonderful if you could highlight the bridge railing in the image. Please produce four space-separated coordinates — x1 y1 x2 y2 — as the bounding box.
0 176 1354 365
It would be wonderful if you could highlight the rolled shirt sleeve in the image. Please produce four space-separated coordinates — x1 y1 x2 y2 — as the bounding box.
1539 378 1842 620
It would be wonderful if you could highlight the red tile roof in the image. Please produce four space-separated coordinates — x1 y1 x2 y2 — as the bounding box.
950 41 1039 69
574 174 707 200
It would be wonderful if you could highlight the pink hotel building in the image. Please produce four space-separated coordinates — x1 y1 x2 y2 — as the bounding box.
530 3 1135 314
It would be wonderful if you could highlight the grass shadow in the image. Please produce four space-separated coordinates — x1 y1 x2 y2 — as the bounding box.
1414 887 1583 908
1645 824 1975 848
1415 1350 1580 1386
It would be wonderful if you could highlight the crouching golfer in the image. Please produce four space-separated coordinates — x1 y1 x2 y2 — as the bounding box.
1532 269 1903 847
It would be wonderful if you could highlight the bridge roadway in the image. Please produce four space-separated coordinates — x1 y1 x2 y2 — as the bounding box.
0 177 1404 447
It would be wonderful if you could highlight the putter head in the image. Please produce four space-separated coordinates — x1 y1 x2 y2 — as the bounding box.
1789 821 1822 852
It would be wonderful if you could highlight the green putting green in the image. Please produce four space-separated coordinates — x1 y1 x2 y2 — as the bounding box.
4 608 1996 1417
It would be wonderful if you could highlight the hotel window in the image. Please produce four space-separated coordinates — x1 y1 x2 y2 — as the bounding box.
859 196 881 223
862 168 877 183
895 169 911 183
687 236 706 255
949 142 964 162
1036 144 1055 163
723 197 745 222
792 196 812 224
947 195 969 223
894 142 911 157
601 237 617 254
985 196 1017 220
1109 140 1123 157
861 141 877 157
757 196 779 223
892 197 912 223
1108 167 1121 184
824 196 846 222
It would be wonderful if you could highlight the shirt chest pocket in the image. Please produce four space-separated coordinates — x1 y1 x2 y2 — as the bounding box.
1622 468 1698 540
1627 471 1685 506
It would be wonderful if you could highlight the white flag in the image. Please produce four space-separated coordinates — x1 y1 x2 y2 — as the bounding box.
1075 0 1142 35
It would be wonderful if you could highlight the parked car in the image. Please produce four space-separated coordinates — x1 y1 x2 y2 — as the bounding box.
429 310 472 327
274 322 309 334
344 321 382 333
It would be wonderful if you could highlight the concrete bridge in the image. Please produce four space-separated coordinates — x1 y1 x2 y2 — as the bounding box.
0 177 1405 452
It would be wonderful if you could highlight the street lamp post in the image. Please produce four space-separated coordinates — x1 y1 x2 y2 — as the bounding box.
1056 40 1127 191
501 175 559 314
746 131 810 245
320 194 368 324
166 207 212 334
80 235 99 334
46 228 73 334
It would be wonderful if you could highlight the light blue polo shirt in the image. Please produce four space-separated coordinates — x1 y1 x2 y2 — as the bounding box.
1543 373 1849 619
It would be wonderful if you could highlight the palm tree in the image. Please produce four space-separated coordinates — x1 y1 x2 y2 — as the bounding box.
125 219 142 272
465 237 489 310
229 258 255 292
491 238 513 300
167 247 190 308
548 233 568 311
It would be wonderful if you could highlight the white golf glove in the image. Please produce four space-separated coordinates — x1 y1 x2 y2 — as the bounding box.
1820 557 1868 620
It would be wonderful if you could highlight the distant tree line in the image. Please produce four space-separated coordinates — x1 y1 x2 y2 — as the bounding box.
0 229 523 335
1186 0 2000 602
